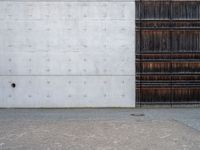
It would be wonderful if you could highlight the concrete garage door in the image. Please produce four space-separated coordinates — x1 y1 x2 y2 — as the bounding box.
0 0 135 107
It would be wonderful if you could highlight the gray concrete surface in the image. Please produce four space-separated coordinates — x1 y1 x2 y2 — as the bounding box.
0 1 135 108
0 108 200 150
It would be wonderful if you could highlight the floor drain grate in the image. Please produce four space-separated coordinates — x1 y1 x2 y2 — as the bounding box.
130 113 145 117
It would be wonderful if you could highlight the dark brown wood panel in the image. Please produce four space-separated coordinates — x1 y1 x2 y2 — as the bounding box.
136 0 200 105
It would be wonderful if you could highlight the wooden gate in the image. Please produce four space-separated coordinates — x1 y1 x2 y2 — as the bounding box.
136 0 200 105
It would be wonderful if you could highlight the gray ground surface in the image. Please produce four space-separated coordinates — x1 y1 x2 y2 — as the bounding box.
0 108 200 150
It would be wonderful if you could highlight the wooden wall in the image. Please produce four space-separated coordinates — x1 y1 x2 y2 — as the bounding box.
136 0 200 105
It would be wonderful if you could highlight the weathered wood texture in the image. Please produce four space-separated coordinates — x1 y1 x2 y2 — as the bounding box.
136 1 200 105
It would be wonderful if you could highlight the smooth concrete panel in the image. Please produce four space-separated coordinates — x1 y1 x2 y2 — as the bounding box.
0 1 135 107
0 76 135 108
0 51 135 75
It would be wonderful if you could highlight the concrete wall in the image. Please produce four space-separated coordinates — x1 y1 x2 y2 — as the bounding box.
0 1 135 107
